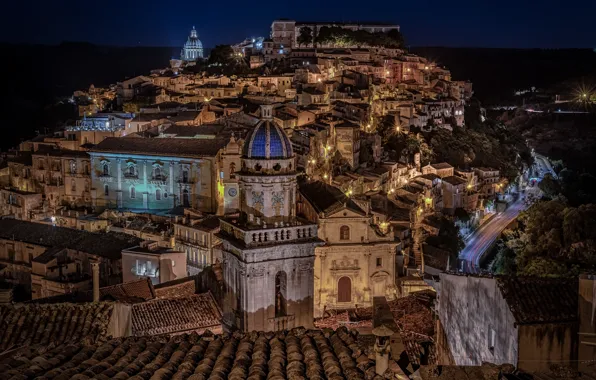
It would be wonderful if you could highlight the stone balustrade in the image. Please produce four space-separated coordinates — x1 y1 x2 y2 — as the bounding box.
220 219 318 247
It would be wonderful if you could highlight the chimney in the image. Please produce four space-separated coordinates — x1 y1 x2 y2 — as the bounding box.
91 259 100 302
372 324 394 376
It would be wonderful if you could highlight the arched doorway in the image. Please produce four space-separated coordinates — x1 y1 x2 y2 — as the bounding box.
337 276 352 303
275 271 287 317
182 189 190 207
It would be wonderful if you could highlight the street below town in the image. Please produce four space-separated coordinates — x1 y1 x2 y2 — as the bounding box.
459 153 553 273
460 197 526 273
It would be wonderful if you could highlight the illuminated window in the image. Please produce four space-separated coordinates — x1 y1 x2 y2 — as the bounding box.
340 225 350 240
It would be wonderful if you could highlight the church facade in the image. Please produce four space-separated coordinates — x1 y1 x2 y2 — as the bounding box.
298 181 399 318
218 105 322 332
181 26 204 61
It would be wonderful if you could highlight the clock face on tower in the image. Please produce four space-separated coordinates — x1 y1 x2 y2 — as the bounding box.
228 188 237 197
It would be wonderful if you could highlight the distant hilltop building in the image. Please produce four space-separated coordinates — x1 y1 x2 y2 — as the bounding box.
271 19 400 49
181 26 204 61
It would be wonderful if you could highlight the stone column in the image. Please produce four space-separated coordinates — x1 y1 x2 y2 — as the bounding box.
91 260 100 302
117 159 122 191
143 160 148 188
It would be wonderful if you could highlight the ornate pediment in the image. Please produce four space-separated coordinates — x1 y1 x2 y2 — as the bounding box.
330 256 360 271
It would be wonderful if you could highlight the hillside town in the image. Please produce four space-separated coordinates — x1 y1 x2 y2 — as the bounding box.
0 20 594 380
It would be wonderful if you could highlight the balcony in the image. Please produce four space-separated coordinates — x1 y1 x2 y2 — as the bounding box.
219 219 318 248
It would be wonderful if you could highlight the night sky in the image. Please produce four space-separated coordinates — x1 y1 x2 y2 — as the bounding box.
3 0 595 48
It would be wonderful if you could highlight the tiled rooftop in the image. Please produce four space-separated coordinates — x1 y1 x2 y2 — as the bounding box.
91 137 229 158
429 162 453 170
497 277 578 325
0 219 142 260
100 278 156 303
299 180 366 216
441 175 467 186
0 327 377 380
0 302 113 351
131 293 222 336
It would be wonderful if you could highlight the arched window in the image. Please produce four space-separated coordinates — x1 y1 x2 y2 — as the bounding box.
275 271 287 317
338 276 352 303
130 187 136 199
156 189 161 201
154 167 162 179
70 160 76 174
182 189 190 207
102 163 109 176
104 184 109 196
128 165 135 176
182 169 189 183
229 162 236 179
340 225 350 240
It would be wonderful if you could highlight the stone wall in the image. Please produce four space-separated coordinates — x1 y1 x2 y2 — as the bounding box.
222 241 317 332
517 324 577 372
438 274 518 366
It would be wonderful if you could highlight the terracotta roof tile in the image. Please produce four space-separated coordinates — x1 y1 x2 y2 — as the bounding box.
0 219 141 261
497 277 578 325
131 293 222 336
0 302 113 352
99 278 156 303
0 327 374 379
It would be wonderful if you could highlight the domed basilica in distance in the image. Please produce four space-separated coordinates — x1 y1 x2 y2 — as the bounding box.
181 26 203 61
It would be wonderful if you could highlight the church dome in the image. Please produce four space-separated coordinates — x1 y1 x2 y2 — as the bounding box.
243 119 293 159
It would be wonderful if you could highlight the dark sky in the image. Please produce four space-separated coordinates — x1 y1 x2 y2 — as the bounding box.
3 0 595 48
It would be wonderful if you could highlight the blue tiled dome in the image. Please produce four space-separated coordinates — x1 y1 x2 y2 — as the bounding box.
243 120 293 159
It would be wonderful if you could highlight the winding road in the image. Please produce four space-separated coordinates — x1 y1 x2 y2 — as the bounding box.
460 197 526 273
459 153 554 273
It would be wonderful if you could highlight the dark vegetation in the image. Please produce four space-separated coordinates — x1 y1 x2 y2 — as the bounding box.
410 47 596 105
296 26 404 48
379 100 533 182
490 110 596 276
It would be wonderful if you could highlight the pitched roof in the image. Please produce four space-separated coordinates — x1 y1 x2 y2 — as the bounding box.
299 180 366 216
99 278 156 303
91 137 229 158
442 175 467 186
430 162 453 170
0 302 113 351
0 327 376 379
131 292 222 336
161 123 225 137
0 219 142 260
497 277 579 325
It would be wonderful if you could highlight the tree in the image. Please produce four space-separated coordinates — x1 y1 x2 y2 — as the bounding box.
208 45 234 66
297 27 313 48
538 173 561 198
387 28 405 47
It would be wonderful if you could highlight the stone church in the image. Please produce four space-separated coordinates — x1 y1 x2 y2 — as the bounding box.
218 105 322 332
